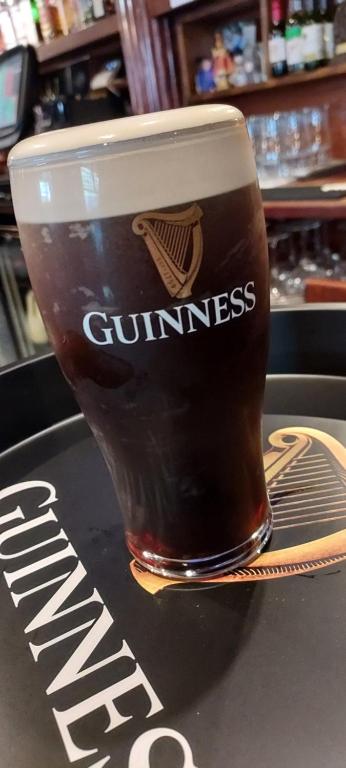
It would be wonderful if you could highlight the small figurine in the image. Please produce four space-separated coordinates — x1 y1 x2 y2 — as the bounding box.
195 57 215 93
211 31 234 90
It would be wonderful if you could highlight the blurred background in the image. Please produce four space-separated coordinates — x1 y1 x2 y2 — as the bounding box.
1 0 346 366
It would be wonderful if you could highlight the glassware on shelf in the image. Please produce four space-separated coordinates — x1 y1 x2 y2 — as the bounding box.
268 219 345 307
247 114 282 186
303 105 331 167
247 105 332 184
268 230 297 305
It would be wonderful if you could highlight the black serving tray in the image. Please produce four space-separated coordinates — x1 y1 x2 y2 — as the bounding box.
0 323 346 767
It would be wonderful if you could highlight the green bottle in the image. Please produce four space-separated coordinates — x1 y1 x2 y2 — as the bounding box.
286 0 305 71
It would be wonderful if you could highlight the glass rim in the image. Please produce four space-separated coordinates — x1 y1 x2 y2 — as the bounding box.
8 104 245 170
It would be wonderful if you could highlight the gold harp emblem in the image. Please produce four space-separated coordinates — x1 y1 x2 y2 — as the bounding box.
130 426 346 594
132 204 203 298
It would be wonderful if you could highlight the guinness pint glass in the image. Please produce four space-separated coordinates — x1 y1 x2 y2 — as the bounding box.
9 105 272 578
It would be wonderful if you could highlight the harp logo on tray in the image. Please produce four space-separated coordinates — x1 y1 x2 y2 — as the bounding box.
1 427 345 764
0 481 198 768
130 427 346 594
132 204 204 299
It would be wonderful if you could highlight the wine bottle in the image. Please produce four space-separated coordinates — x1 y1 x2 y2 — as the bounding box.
269 0 288 76
303 0 324 68
92 0 105 19
320 0 335 60
285 0 305 71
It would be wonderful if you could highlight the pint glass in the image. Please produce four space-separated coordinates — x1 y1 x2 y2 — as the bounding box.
9 104 272 578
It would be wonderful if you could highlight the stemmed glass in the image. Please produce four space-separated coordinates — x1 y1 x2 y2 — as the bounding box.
268 229 297 305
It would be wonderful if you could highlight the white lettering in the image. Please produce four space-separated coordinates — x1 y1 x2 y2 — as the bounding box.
25 560 102 633
0 480 57 508
230 286 245 318
29 618 95 662
186 299 211 333
0 505 24 529
142 311 157 341
4 541 77 589
83 312 113 345
0 509 67 560
156 307 184 339
11 571 71 608
53 663 163 763
112 314 140 344
213 293 230 326
47 609 132 695
244 280 256 311
129 728 199 768
81 284 258 346
89 758 110 768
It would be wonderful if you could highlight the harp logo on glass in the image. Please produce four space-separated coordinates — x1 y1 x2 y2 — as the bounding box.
132 203 204 299
82 204 257 347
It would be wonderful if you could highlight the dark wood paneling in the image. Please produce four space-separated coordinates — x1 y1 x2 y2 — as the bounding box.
147 0 171 14
147 0 199 16
116 0 179 112
264 171 346 218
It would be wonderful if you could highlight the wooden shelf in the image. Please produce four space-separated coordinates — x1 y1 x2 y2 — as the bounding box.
189 62 346 104
147 0 198 16
263 171 346 219
263 197 346 219
36 15 119 64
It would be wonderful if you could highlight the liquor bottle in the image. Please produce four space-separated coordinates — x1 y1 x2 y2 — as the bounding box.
302 0 324 67
285 0 305 70
320 0 335 60
48 0 67 35
0 5 17 49
79 0 93 24
104 0 115 12
269 0 288 76
36 0 55 41
92 0 105 19
30 0 43 40
334 0 346 57
12 0 39 45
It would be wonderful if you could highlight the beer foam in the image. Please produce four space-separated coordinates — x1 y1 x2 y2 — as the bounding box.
9 105 257 223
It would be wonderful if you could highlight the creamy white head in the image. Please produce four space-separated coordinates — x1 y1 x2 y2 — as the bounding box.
9 104 257 223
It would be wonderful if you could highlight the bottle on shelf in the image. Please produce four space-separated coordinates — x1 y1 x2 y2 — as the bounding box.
89 0 114 19
36 0 56 42
285 0 305 71
320 0 335 60
30 0 44 41
302 0 324 68
79 0 93 25
0 5 17 50
334 0 346 58
47 0 81 35
103 0 115 13
92 0 105 19
10 0 40 45
47 0 67 35
269 0 288 76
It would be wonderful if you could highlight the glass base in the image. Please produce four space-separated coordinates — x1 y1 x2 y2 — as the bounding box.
128 507 273 580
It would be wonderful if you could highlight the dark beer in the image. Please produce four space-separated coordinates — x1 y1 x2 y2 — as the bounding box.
9 105 272 577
